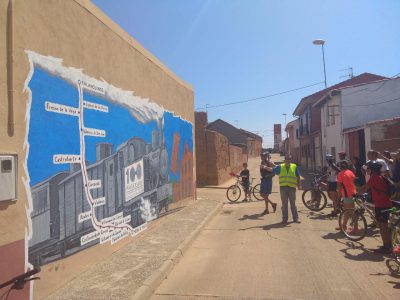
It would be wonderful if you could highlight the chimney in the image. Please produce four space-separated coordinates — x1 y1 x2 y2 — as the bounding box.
96 143 114 161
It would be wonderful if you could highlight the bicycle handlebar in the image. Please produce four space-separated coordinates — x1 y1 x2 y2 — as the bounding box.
0 267 40 290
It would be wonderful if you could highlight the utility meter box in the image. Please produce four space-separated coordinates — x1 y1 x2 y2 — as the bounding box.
0 155 17 201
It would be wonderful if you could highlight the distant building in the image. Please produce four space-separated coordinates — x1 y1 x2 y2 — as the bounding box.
284 119 300 164
273 124 282 152
293 73 388 170
314 76 400 163
206 119 261 157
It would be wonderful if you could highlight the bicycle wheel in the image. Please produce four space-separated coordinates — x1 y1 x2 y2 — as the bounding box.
338 209 368 241
252 184 263 201
301 189 327 211
226 185 241 202
392 224 400 247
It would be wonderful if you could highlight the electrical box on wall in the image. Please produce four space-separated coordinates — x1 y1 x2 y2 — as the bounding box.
0 155 17 201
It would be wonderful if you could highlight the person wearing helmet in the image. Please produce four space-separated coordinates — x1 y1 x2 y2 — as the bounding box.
362 150 390 183
324 154 340 217
338 151 357 173
359 161 393 254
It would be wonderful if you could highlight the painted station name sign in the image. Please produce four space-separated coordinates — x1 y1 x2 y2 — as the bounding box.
83 101 109 113
78 211 92 223
83 127 106 137
53 154 81 164
78 79 105 95
45 101 78 116
88 180 102 190
92 197 106 207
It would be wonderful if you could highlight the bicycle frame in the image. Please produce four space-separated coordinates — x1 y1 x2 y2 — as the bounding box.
354 196 377 223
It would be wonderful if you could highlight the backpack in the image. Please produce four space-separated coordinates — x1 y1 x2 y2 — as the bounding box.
383 176 398 199
373 176 397 199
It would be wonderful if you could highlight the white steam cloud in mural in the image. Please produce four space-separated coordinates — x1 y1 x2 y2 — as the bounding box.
24 51 175 124
139 197 158 222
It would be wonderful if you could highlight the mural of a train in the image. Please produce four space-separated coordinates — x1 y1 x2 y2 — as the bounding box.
28 125 171 266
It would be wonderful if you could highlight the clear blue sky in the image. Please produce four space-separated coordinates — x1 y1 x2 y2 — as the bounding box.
92 0 400 147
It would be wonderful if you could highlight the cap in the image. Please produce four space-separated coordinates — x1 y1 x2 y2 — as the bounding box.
366 161 381 172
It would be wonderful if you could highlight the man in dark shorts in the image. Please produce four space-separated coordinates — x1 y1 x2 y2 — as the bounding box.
362 162 393 253
239 162 251 201
325 154 340 216
259 152 277 215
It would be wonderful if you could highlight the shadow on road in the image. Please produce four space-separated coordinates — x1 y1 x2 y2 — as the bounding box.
370 264 400 289
238 213 264 221
239 221 291 231
323 234 387 262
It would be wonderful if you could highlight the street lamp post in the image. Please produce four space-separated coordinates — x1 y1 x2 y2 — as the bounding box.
313 39 327 88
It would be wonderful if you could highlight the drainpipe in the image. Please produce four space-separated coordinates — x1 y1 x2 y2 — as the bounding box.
7 0 15 137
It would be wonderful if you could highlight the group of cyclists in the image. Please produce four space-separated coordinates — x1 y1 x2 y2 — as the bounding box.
322 149 400 255
234 148 400 257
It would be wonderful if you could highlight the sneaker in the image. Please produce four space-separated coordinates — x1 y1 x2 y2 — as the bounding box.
260 209 269 215
281 220 288 225
293 219 301 223
347 228 361 236
272 203 277 213
242 199 248 202
393 245 400 255
373 246 392 254
327 210 338 217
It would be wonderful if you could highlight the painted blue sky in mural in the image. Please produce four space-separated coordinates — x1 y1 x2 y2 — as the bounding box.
27 67 193 186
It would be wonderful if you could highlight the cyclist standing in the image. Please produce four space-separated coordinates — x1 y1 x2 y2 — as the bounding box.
239 162 251 202
337 160 358 233
259 152 277 215
324 154 340 217
360 161 393 253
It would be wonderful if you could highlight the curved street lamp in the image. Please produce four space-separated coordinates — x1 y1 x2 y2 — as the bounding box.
313 39 327 88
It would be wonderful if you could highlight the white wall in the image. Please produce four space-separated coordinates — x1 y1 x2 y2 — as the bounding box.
293 119 300 148
342 77 400 130
321 94 345 162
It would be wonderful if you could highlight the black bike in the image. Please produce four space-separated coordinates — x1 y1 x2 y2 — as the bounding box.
302 173 328 211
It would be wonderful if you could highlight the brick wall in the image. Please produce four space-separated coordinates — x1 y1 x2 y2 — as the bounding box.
195 112 208 185
370 119 400 152
195 111 249 185
205 130 230 184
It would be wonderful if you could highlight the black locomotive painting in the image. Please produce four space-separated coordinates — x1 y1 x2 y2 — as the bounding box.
28 128 170 266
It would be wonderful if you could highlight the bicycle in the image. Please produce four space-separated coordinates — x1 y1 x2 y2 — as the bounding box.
0 267 40 300
301 173 328 211
226 174 261 202
387 203 400 272
338 194 399 242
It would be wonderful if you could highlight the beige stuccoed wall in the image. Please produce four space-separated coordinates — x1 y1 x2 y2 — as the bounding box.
0 0 194 298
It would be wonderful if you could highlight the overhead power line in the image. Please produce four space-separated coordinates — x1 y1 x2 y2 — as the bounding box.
196 81 325 110
342 96 400 108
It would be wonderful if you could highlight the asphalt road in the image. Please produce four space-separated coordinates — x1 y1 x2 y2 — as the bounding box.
151 155 400 300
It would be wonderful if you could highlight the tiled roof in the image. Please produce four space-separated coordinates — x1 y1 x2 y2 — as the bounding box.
293 73 388 116
207 119 250 145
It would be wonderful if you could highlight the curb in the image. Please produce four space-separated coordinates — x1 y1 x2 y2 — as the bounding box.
131 200 223 300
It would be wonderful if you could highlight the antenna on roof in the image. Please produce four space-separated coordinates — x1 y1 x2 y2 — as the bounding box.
339 67 354 79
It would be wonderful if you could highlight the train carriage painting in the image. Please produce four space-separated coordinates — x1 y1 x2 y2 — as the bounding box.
25 52 194 267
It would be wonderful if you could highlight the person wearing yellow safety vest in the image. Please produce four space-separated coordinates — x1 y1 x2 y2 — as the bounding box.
272 154 301 224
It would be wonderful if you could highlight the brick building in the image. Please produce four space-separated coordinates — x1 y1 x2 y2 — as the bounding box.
195 112 251 185
293 73 388 170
